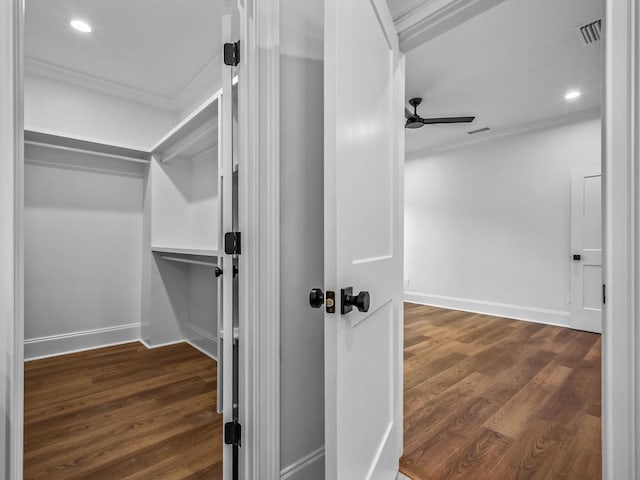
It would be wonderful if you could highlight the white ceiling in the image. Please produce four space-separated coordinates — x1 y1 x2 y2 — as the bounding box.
24 0 603 147
24 0 221 105
404 0 603 155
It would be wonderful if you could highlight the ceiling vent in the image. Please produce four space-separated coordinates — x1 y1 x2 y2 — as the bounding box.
467 127 491 135
577 19 602 46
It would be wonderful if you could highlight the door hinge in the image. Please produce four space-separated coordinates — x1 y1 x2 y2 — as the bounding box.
224 232 241 255
224 41 240 66
224 421 242 446
603 284 606 304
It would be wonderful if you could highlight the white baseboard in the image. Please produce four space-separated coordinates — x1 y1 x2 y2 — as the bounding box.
25 323 218 362
138 338 185 349
24 323 141 361
185 323 217 360
280 447 325 480
404 292 571 328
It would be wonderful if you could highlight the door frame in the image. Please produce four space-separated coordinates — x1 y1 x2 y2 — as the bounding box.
236 0 281 478
1 0 24 478
602 0 639 476
1 1 638 480
0 0 282 479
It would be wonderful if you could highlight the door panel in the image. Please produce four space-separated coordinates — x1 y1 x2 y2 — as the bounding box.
325 0 404 478
570 167 602 333
341 303 394 479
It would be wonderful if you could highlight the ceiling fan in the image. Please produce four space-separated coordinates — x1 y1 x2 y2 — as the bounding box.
405 97 476 129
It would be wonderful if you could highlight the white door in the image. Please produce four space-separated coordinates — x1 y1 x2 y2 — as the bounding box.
570 167 602 334
220 5 238 479
324 0 404 478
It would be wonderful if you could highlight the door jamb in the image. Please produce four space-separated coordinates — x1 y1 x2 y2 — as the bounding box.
1 0 24 478
602 0 639 477
237 0 281 479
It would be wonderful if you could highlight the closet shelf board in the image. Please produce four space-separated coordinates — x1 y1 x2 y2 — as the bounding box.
24 130 152 163
151 246 222 257
151 88 222 163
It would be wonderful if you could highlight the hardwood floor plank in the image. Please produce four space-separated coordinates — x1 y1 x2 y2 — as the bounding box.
404 395 502 455
428 427 512 480
479 349 556 405
548 413 601 480
405 334 431 348
554 330 600 368
535 368 589 429
484 363 573 438
487 417 572 480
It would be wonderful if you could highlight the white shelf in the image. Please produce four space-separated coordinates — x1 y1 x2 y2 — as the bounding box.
151 89 222 163
151 246 222 257
25 130 151 164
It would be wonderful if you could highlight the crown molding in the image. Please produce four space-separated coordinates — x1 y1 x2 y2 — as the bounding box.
24 54 222 114
174 51 222 115
405 107 601 160
24 57 175 110
394 0 507 52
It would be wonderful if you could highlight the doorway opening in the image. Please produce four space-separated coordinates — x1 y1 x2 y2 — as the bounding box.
21 1 238 478
400 0 603 477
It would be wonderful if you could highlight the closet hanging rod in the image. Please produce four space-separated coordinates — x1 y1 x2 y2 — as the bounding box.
160 255 223 276
25 140 151 164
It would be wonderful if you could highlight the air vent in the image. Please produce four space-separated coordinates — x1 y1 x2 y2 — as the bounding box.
577 19 601 46
467 127 491 135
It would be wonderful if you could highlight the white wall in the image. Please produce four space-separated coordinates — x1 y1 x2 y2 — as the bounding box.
279 54 325 480
404 117 601 326
25 74 178 150
24 146 144 359
186 264 219 357
278 0 325 477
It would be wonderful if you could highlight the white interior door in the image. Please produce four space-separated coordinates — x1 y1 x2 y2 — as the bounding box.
324 1 404 478
220 5 237 480
570 167 602 334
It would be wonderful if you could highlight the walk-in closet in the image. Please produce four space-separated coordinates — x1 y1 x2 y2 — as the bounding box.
22 1 237 478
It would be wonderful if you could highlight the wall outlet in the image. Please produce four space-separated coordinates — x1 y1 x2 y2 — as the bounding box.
404 278 410 287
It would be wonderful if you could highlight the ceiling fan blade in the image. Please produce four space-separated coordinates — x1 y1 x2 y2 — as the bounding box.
422 116 476 124
405 108 413 119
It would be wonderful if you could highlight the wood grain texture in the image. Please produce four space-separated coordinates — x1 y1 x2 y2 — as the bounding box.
400 304 601 480
24 342 221 480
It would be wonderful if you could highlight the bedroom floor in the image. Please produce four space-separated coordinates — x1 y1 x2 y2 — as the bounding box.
400 303 601 480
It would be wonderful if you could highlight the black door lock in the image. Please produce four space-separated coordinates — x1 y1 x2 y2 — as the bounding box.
573 254 582 261
341 287 370 314
309 288 336 313
309 288 324 308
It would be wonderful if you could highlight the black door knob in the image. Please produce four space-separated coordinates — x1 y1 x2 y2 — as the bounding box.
341 287 370 314
573 254 582 261
353 291 370 312
309 288 324 308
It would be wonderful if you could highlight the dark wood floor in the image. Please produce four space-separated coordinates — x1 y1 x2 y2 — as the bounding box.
24 342 221 480
400 303 601 480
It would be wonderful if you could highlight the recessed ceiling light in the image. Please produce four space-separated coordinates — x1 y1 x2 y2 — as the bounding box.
70 19 92 33
564 90 581 101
